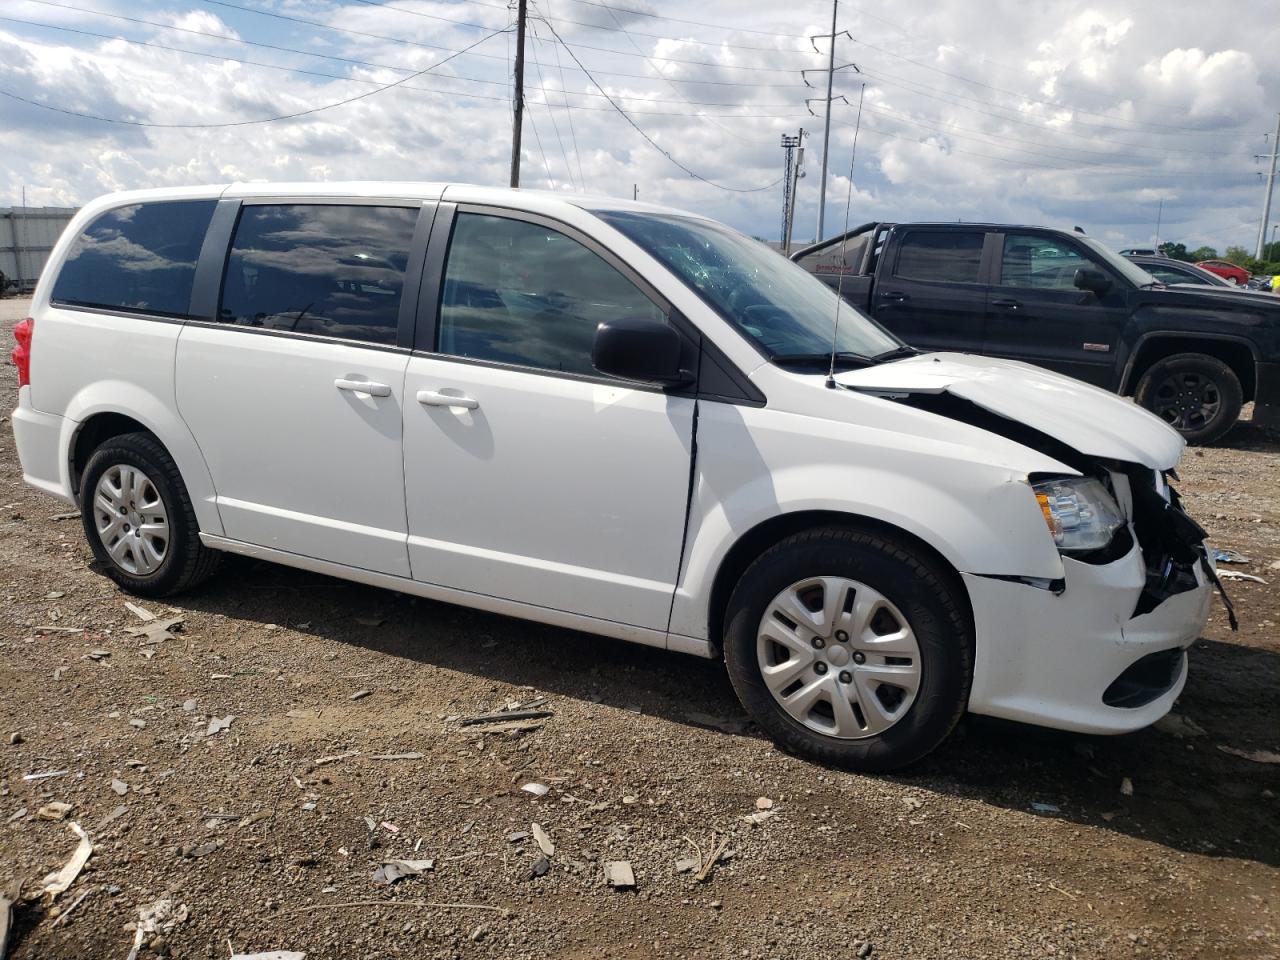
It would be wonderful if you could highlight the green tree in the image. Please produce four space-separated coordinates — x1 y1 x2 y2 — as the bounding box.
1188 245 1219 262
1157 241 1190 261
1223 245 1260 271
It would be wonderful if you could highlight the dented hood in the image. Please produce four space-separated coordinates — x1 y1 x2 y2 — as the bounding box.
835 352 1185 470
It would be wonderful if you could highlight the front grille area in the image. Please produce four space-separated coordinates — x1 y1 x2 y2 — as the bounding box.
1102 648 1185 708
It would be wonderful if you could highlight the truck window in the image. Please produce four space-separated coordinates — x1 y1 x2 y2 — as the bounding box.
999 233 1096 290
51 200 216 317
893 231 985 284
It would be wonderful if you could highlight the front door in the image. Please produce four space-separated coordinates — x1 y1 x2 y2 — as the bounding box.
176 200 428 576
402 207 695 630
871 227 989 353
982 231 1129 387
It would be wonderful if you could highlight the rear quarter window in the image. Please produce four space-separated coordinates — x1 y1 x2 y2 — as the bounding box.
51 200 216 317
893 230 985 284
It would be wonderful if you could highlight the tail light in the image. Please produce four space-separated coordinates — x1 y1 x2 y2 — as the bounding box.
11 316 33 388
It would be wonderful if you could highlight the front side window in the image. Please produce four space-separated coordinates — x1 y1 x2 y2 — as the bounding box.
894 231 985 284
218 204 418 345
437 213 665 376
51 200 215 316
999 233 1097 290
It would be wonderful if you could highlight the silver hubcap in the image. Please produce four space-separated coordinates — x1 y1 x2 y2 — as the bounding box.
757 576 922 740
93 465 169 576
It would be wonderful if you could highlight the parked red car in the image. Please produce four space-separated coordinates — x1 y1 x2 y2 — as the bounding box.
1195 259 1251 286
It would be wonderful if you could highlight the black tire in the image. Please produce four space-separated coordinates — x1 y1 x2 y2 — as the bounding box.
722 527 973 772
1134 352 1242 446
80 432 221 597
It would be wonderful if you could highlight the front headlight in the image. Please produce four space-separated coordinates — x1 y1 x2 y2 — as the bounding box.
1030 477 1125 552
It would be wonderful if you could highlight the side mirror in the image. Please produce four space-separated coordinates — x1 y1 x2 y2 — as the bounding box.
592 318 692 386
1074 268 1112 295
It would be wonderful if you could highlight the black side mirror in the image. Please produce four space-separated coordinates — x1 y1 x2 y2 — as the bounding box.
1074 268 1112 295
592 318 692 386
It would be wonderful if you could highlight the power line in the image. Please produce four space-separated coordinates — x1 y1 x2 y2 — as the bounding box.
527 18 578 190
0 24 510 127
536 15 784 193
544 0 586 188
558 0 810 40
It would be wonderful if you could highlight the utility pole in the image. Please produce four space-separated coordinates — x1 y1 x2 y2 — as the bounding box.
509 0 528 188
784 129 806 255
1154 198 1162 250
780 133 800 249
1256 112 1280 260
633 184 638 201
804 3 855 243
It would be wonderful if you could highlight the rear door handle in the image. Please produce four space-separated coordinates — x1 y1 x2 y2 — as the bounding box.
417 389 479 410
880 291 909 303
991 298 1022 310
334 378 392 397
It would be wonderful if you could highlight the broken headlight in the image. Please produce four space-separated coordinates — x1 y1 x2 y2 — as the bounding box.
1031 477 1125 552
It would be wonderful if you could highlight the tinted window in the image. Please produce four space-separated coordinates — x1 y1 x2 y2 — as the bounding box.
437 213 664 376
894 231 984 283
999 233 1095 290
219 204 418 345
52 200 215 316
1145 263 1206 285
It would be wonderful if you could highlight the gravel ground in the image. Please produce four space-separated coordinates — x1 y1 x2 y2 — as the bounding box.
1 296 1277 960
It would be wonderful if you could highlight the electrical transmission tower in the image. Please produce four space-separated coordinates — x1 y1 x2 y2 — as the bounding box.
1256 113 1280 260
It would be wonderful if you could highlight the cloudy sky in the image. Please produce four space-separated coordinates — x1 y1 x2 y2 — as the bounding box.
1 0 1277 251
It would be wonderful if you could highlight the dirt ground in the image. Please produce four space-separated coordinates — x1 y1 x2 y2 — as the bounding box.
0 296 1277 960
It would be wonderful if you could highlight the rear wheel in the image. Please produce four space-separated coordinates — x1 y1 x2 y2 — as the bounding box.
1135 352 1242 445
80 432 221 596
722 527 972 772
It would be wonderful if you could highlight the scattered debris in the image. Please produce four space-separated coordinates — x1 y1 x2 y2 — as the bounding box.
38 802 73 822
754 797 774 811
206 716 235 736
313 751 359 767
379 821 400 834
23 770 67 782
279 900 507 917
34 626 84 634
526 855 550 880
465 718 546 736
1030 802 1061 814
1216 570 1266 584
181 840 223 859
86 650 111 661
124 601 156 622
372 859 435 885
28 821 92 903
506 831 530 844
902 796 924 811
1154 713 1207 739
50 885 94 927
7 808 27 825
461 709 554 727
50 511 79 521
604 860 636 890
8 732 23 745
182 699 198 713
520 782 550 797
124 615 186 644
744 808 776 826
1120 777 1134 797
695 837 731 883
128 719 146 729
125 898 188 960
1212 548 1250 564
93 806 128 836
349 690 372 702
1218 745 1280 764
229 950 305 960
530 823 554 856
110 779 128 796
369 752 424 761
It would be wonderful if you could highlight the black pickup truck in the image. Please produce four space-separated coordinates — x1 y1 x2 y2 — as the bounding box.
791 222 1280 444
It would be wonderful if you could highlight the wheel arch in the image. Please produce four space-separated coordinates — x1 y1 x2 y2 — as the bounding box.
1121 333 1258 402
705 510 974 653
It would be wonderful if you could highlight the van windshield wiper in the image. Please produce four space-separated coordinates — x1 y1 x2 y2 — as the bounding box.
869 345 918 363
771 351 876 369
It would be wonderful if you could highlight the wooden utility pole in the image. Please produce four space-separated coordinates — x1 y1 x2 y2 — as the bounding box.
509 0 527 188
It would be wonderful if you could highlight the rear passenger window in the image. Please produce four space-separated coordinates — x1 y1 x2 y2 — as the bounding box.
894 231 985 284
218 204 418 345
51 200 215 317
437 213 665 376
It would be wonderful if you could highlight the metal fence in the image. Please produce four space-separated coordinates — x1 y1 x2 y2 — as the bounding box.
1 207 78 293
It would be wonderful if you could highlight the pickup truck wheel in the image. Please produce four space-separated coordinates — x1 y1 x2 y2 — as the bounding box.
80 432 222 597
1135 353 1242 445
722 527 972 772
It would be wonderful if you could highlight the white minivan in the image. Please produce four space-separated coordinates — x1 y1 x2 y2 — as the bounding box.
10 182 1222 770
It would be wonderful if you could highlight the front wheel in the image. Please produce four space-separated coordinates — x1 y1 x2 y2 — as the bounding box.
80 432 221 596
1134 352 1242 445
722 527 973 772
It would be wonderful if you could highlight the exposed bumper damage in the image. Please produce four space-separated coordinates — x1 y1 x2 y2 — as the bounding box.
964 462 1219 734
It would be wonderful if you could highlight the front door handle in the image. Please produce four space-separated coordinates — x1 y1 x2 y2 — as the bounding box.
417 389 479 410
880 291 909 303
991 298 1022 311
334 378 392 397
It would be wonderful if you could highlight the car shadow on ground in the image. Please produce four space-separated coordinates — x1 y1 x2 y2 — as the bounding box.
1205 416 1280 452
175 558 1280 870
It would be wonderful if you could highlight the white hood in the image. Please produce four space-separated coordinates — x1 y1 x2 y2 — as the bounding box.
835 353 1185 470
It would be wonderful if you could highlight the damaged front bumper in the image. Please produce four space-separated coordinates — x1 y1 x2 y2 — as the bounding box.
963 487 1214 735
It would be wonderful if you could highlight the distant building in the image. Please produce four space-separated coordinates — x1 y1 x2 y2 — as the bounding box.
1 206 78 293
